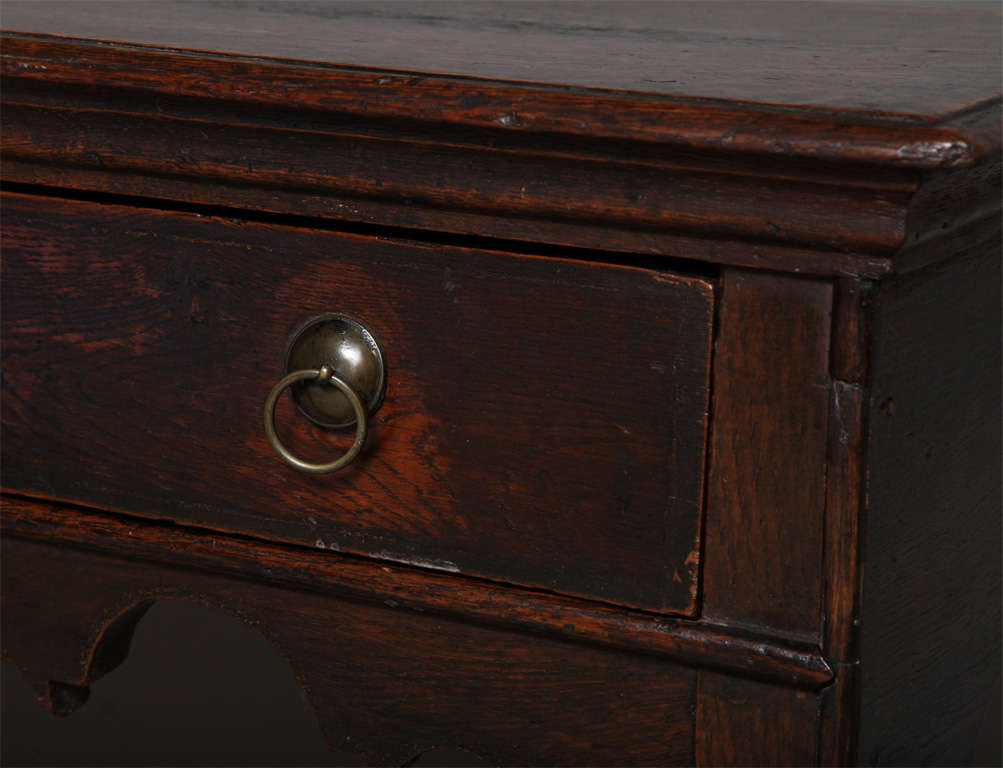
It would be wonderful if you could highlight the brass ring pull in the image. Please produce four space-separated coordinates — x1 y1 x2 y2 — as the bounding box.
264 365 368 474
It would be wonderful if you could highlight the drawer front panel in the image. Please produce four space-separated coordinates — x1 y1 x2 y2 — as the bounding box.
1 193 714 612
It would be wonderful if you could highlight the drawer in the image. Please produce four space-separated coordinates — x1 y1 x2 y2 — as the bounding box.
1 192 714 613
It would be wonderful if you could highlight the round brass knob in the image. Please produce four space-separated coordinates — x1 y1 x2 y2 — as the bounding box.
263 314 386 474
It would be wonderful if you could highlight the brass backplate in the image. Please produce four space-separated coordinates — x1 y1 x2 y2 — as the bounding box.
283 313 386 429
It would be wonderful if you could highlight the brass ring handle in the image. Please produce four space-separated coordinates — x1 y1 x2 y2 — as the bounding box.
264 364 368 474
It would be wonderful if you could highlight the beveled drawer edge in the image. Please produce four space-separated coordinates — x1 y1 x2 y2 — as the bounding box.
1 495 833 689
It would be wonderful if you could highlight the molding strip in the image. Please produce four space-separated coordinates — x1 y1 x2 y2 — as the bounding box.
1 495 833 688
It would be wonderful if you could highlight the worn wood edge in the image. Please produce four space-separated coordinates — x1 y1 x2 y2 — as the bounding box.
0 496 834 689
0 187 716 292
1 655 92 717
823 277 872 666
4 35 997 276
0 98 913 257
933 97 1003 168
0 34 992 169
2 598 153 716
830 279 873 384
818 663 860 766
2 534 690 765
0 76 930 188
4 127 991 279
821 381 867 662
0 162 896 279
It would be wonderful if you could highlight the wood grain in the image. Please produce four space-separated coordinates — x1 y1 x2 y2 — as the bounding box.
3 5 1000 280
822 382 866 663
830 278 872 385
0 34 926 282
2 1 998 118
0 97 916 256
858 241 1002 765
0 167 898 281
702 269 832 642
1 499 830 689
695 671 819 767
3 30 998 278
4 33 990 170
824 279 871 661
0 496 834 689
1 532 698 766
1 5 999 762
2 513 834 766
818 664 859 767
0 191 714 614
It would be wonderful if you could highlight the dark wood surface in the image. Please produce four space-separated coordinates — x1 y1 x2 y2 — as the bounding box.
2 506 827 767
2 3 1001 764
0 78 923 251
858 240 1002 765
818 666 859 768
823 274 873 662
822 381 866 663
0 81 918 279
3 1 999 118
0 191 714 614
6 31 993 171
1 496 833 689
695 672 819 767
1 532 694 766
3 5 998 279
702 269 832 642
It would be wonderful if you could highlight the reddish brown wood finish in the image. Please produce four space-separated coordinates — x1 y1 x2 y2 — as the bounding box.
0 91 917 262
0 160 899 280
702 270 832 642
822 382 866 662
1 532 695 766
1 3 1000 765
823 271 872 664
830 279 872 386
695 672 819 768
1 1 994 117
818 665 859 767
3 1 999 118
0 191 713 614
0 496 833 689
0 20 998 278
1 2 998 285
1 503 830 767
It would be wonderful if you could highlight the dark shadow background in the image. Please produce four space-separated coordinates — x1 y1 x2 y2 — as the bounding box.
1 600 487 767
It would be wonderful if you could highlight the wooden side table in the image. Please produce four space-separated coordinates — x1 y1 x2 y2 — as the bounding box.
2 2 1000 764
